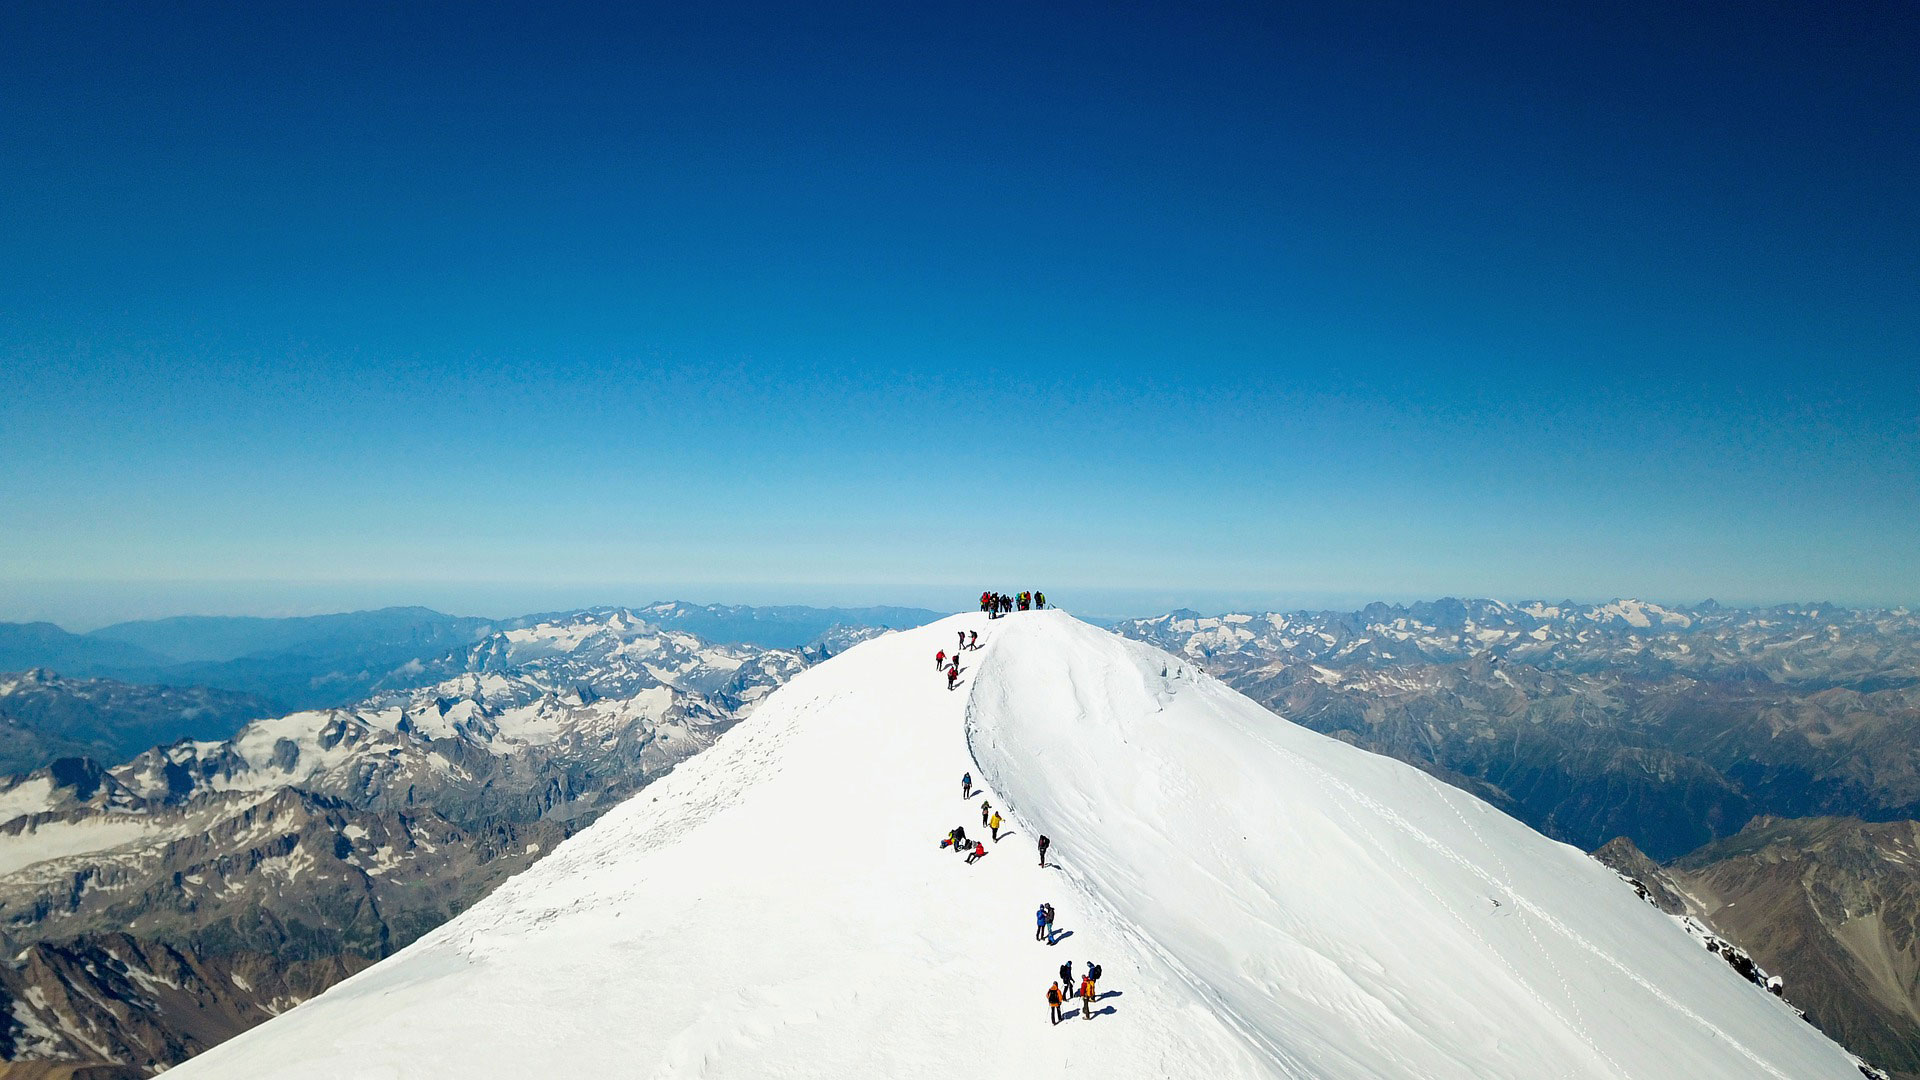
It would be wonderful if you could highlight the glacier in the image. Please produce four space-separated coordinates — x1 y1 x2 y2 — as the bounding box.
165 610 1864 1078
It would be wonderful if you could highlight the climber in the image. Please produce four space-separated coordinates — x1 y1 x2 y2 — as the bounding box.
1079 974 1096 1019
962 772 973 800
1047 982 1063 1025
1038 834 1051 867
935 648 946 670
990 810 1004 841
1035 904 1050 942
980 799 991 827
1059 959 1072 990
947 662 960 691
966 840 986 864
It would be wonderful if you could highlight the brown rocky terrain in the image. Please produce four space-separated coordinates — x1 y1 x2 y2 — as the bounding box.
1599 818 1920 1079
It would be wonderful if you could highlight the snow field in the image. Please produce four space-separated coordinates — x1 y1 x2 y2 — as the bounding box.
166 611 1863 1079
167 613 1267 1078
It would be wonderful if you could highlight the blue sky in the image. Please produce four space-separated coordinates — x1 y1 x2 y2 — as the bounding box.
2 1 1916 626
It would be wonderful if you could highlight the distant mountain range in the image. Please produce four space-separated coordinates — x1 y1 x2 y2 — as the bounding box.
0 671 276 777
1113 598 1920 860
0 602 944 715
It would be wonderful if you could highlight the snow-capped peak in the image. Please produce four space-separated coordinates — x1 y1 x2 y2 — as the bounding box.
167 612 1864 1079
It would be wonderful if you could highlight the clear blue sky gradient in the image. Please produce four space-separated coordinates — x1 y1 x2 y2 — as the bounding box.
2 1 1916 625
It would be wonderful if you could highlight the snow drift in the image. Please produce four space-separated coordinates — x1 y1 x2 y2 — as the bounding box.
166 611 1864 1079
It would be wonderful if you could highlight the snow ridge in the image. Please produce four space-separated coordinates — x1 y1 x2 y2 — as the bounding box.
166 612 1862 1079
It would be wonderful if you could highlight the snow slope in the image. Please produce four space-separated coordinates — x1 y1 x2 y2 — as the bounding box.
166 612 1864 1079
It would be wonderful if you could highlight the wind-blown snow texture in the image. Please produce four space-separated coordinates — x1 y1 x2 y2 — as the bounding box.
167 612 1861 1079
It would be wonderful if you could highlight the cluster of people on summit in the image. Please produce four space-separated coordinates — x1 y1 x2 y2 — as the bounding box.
939 711 1108 1027
981 590 1045 617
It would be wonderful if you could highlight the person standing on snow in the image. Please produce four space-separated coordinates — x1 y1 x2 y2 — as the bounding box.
1079 975 1096 1018
935 648 946 670
1047 982 1063 1025
962 772 973 799
1036 591 1046 609
968 630 979 649
1087 962 1102 997
1035 904 1050 942
980 799 991 827
947 663 960 691
989 810 1004 841
1038 834 1051 867
1059 960 1073 990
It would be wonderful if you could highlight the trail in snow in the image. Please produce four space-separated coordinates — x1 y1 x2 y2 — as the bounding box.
168 611 1864 1080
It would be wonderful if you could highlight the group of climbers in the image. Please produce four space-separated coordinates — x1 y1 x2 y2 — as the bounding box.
947 781 1104 1027
1047 960 1102 1023
928 608 1107 1028
944 774 992 863
936 631 983 690
980 590 1047 618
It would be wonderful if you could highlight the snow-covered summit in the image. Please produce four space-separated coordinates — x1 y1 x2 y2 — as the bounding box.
167 612 1865 1079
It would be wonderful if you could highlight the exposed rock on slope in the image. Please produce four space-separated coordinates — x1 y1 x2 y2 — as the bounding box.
1621 818 1920 1080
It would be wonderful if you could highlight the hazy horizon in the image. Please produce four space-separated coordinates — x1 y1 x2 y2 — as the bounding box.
0 578 1902 634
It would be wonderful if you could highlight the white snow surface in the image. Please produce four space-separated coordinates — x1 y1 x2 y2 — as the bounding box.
167 612 1859 1079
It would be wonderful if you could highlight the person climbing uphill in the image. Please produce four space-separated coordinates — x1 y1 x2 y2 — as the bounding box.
935 648 946 670
1038 834 1051 867
966 840 986 864
947 662 960 690
1047 982 1063 1025
989 810 1003 841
